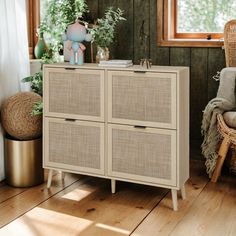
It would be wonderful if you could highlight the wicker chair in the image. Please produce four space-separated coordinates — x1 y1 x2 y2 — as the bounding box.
211 20 236 182
211 114 236 182
224 19 236 67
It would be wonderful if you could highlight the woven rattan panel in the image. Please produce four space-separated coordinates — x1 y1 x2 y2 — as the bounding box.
224 20 236 67
112 75 172 123
228 45 236 66
112 128 172 180
49 121 100 169
49 72 100 117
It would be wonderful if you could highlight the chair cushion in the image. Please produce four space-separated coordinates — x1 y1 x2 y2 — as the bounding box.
223 111 236 128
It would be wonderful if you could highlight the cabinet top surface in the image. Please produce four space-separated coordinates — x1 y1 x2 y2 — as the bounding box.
43 63 189 73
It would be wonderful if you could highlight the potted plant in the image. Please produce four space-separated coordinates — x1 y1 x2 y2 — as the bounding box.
39 0 89 62
1 91 44 187
22 71 43 115
89 7 126 62
25 0 89 114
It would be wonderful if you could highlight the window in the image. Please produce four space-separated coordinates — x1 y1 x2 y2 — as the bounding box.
157 0 236 47
26 0 40 58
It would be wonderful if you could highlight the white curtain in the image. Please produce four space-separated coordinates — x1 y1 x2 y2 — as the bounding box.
0 0 30 181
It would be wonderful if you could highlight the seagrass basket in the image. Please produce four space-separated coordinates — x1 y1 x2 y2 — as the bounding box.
217 114 236 174
224 19 236 67
1 92 42 140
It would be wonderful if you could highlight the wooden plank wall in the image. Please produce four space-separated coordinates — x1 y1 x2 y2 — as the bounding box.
86 0 226 146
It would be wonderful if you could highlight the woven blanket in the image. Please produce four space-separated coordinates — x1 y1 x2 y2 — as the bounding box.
201 68 236 177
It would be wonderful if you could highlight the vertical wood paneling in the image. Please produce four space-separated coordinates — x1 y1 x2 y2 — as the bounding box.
207 48 226 101
190 48 208 141
151 0 170 65
133 0 150 64
98 0 134 60
155 47 170 65
86 0 99 21
84 0 226 144
85 0 99 63
170 48 191 66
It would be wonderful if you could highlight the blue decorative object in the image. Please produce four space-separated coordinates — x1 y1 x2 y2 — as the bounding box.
63 21 91 65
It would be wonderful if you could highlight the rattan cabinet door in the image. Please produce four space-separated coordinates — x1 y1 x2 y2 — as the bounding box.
108 71 176 129
44 68 104 122
44 118 104 175
108 124 176 186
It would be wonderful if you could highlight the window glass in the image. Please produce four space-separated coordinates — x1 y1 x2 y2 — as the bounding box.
157 0 236 46
177 0 236 33
40 0 49 20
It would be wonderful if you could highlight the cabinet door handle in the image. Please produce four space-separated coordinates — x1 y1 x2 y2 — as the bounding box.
134 125 147 129
134 71 146 73
65 67 76 70
65 118 76 122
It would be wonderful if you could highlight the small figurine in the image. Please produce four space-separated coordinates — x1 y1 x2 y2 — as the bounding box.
63 21 91 65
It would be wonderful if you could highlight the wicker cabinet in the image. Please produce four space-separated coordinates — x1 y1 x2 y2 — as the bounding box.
44 68 104 121
44 118 104 175
43 64 189 210
108 71 176 129
108 124 176 186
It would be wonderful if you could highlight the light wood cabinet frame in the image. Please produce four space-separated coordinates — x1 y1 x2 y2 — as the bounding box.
43 63 189 211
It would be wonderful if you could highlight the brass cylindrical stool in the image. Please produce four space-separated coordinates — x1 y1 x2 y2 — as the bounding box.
4 137 44 187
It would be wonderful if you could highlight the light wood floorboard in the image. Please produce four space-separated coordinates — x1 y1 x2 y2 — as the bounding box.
0 160 235 236
0 172 81 228
0 177 168 235
0 182 28 204
168 173 236 236
131 160 209 236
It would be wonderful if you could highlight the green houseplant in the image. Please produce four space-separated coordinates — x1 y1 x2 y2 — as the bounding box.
21 71 43 115
89 7 126 62
39 0 89 62
23 0 89 115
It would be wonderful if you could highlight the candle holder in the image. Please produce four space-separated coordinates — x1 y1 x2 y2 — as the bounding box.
140 58 152 69
139 20 151 69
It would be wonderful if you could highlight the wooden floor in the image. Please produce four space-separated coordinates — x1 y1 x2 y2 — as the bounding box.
0 159 235 236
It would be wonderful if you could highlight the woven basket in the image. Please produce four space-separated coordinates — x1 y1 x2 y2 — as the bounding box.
1 92 42 140
224 19 236 67
217 114 236 174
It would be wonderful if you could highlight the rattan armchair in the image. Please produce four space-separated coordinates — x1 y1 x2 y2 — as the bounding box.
211 20 236 182
211 114 236 182
224 19 236 67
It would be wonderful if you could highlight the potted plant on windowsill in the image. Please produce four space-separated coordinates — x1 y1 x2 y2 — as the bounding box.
25 0 89 115
39 0 89 62
89 7 126 63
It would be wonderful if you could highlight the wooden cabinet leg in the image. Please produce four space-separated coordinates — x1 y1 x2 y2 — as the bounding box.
180 185 186 200
171 189 178 211
60 171 65 180
111 179 116 194
47 169 53 189
211 137 230 183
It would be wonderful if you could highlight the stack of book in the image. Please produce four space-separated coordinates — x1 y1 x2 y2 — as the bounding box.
98 60 133 68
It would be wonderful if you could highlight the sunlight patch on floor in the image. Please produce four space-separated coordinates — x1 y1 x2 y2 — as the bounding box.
0 207 93 236
96 223 130 235
61 188 92 202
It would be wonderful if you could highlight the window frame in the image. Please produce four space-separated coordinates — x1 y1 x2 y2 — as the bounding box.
26 0 40 58
157 0 224 47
